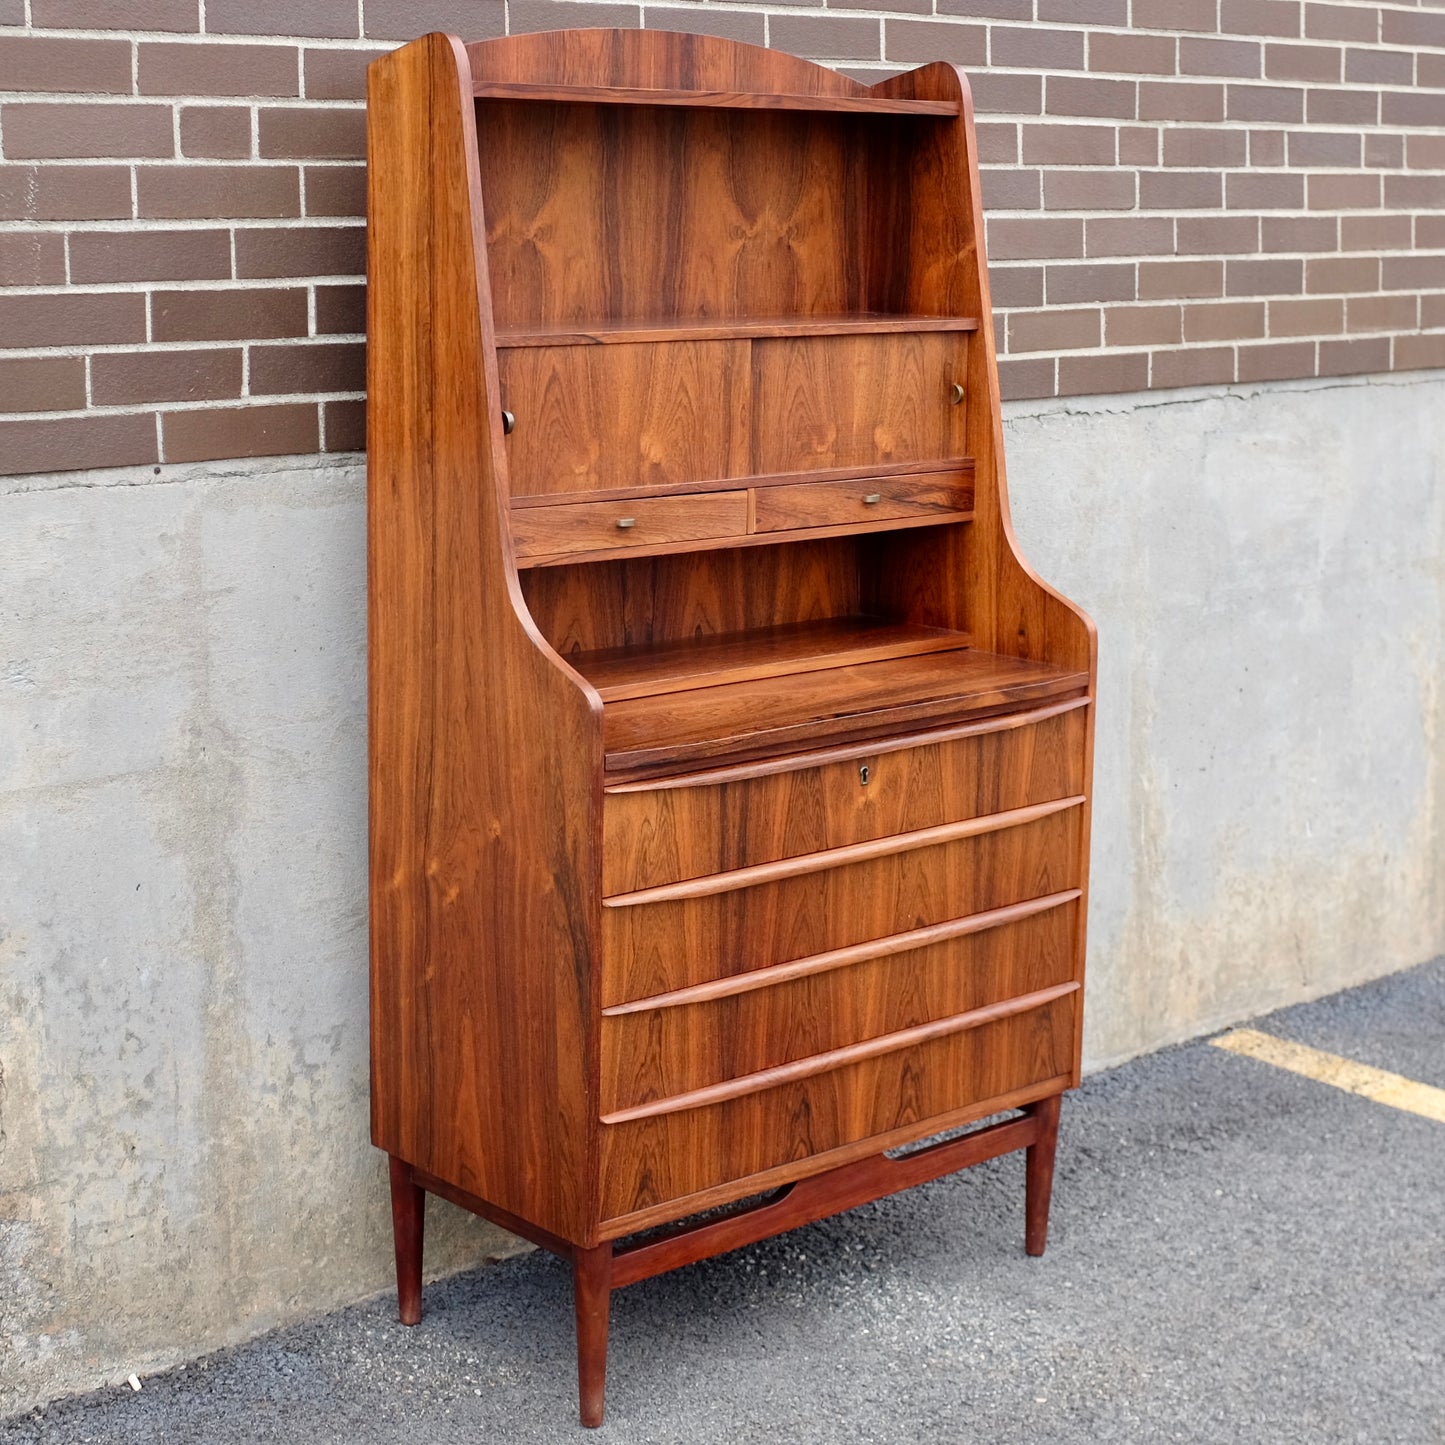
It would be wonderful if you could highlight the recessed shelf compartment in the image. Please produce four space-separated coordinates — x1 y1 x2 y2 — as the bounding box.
473 79 960 116
496 313 981 348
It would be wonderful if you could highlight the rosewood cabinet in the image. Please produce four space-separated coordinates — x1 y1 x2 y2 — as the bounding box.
367 27 1096 1428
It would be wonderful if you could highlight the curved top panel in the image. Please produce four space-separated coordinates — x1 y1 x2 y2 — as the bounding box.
464 27 868 97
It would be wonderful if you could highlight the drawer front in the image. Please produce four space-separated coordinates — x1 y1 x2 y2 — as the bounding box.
752 473 972 533
604 703 1087 895
599 992 1077 1223
602 804 1083 1007
752 333 968 476
511 490 748 561
499 340 751 498
601 898 1079 1114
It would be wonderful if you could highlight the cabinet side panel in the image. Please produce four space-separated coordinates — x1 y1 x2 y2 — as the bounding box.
367 34 602 1244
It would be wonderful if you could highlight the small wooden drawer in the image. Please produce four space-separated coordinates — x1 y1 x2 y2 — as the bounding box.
511 490 748 562
604 702 1087 895
752 473 972 533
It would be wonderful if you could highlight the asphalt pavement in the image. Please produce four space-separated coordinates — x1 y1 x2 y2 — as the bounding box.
5 957 1442 1445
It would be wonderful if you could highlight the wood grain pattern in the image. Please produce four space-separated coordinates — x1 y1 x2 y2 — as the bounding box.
511 489 748 560
752 473 973 532
472 79 959 115
497 313 978 346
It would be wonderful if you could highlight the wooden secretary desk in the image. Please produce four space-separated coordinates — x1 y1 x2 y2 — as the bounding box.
367 28 1096 1427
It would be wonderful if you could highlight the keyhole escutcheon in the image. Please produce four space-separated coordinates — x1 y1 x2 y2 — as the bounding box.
859 764 871 786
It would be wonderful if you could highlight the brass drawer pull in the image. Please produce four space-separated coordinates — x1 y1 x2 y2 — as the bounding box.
949 383 964 405
501 409 515 435
862 493 882 506
616 517 637 530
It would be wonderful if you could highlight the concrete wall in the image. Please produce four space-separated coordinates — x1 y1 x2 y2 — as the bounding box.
2 370 1442 1413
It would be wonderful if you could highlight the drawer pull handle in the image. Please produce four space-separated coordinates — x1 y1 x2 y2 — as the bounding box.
501 409 515 435
862 493 882 506
950 383 964 405
616 517 637 530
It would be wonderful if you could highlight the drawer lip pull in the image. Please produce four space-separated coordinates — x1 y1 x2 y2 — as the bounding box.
599 980 1080 1125
602 793 1086 908
862 493 882 505
603 888 1082 1016
616 517 637 529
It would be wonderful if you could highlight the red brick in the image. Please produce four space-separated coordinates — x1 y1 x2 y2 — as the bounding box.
997 357 1055 401
205 0 359 38
1381 10 1445 48
1151 346 1236 388
1042 0 1126 17
303 47 388 101
235 224 365 278
934 0 1031 15
1418 218 1445 250
138 165 301 220
763 16 882 61
364 0 506 42
1317 336 1389 375
1106 304 1182 345
0 233 66 286
1227 257 1305 295
1139 82 1225 121
0 37 133 93
258 106 366 160
1220 0 1300 38
1303 3 1376 43
1139 169 1223 209
250 339 365 394
981 168 1042 210
1341 214 1412 251
1 103 175 160
1306 87 1378 126
1306 256 1380 293
1308 174 1381 211
986 216 1084 260
139 41 301 97
69 229 232 283
1346 294 1419 333
31 0 197 26
991 266 1045 308
1383 92 1445 130
1420 54 1445 91
1227 171 1305 209
1133 0 1217 30
1058 351 1149 396
1180 38 1262 78
1046 262 1136 304
885 19 986 64
1363 134 1403 169
1088 32 1177 73
1177 216 1261 254
1045 75 1136 119
323 397 366 451
90 348 245 405
1249 128 1287 165
1264 42 1339 81
151 287 310 341
1225 82 1303 121
1043 169 1135 210
1381 256 1445 291
1185 300 1266 341
1287 130 1359 166
0 357 87 413
0 293 146 347
315 283 365 334
162 401 320 464
1424 295 1445 330
1343 47 1413 86
304 165 366 217
0 414 158 477
1119 127 1160 165
1260 216 1337 251
1086 216 1175 256
1269 296 1342 335
1021 124 1115 165
0 164 132 221
1139 259 1224 299
1162 126 1247 166
180 106 254 159
1395 334 1445 372
1236 340 1315 382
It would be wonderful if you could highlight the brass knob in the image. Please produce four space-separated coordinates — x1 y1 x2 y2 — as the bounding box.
949 383 964 406
863 493 882 506
616 517 636 530
501 409 515 435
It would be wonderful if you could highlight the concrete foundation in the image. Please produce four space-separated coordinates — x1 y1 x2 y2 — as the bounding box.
2 371 1442 1412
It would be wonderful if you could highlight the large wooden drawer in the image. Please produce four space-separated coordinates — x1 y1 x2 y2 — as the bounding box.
598 991 1077 1224
512 490 748 561
603 701 1088 895
601 895 1080 1114
602 803 1084 1007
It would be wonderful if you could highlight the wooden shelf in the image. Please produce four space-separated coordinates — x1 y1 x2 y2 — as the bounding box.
602 648 1090 777
473 80 959 116
567 617 974 703
496 313 981 349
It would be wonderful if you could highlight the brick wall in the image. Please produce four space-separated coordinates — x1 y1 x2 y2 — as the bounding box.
0 1 1441 476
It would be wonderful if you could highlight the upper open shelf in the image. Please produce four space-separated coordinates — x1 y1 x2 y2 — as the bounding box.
473 80 959 116
496 313 982 348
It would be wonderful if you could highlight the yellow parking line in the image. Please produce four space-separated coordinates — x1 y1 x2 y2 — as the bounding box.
1211 1028 1445 1124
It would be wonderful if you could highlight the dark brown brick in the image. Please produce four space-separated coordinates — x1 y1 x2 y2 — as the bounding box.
1382 91 1445 128
139 41 301 97
235 224 365 278
1423 295 1445 330
1341 214 1412 251
1046 262 1137 305
1180 38 1262 78
304 164 366 217
69 229 232 283
0 164 131 221
1185 300 1265 341
1287 130 1359 167
1041 0 1126 18
991 26 1086 70
1139 259 1224 299
1088 32 1176 73
636 6 768 40
1418 217 1445 250
1307 173 1381 211
0 36 133 93
1226 256 1304 294
1343 47 1413 86
981 168 1042 210
1086 216 1175 256
1317 335 1389 375
997 357 1055 400
1152 346 1236 388
1225 82 1303 121
1395 334 1445 372
1021 123 1115 165
1177 215 1261 254
1264 42 1339 81
2 103 175 160
1132 0 1218 31
206 0 359 38
1227 171 1305 209
1381 256 1445 291
0 356 87 413
1346 294 1418 333
1363 135 1403 170
0 233 66 286
1306 87 1378 126
1045 75 1136 118
1139 169 1223 209
162 401 320 464
31 0 197 27
251 339 365 394
934 0 1031 15
1236 340 1315 382
1043 169 1135 210
323 397 366 451
180 106 253 159
258 106 366 160
364 0 507 42
885 19 986 64
1381 9 1445 48
1303 3 1376 43
991 265 1045 308
151 286 309 341
303 47 388 100
315 283 365 334
1306 256 1380 293
986 216 1084 260
1260 216 1336 251
1162 127 1247 167
90 347 245 405
1008 307 1102 353
1119 127 1160 165
1058 350 1149 396
969 73 1043 115
0 414 158 477
1249 128 1287 165
975 123 1018 165
1140 82 1225 122
769 15 881 60
138 165 301 219
1220 0 1300 38
1106 304 1182 346
1269 296 1342 336
1420 54 1445 91
0 293 145 347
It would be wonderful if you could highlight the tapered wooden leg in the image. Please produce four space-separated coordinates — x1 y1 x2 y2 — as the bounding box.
1025 1093 1062 1257
573 1243 614 1428
389 1155 425 1325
